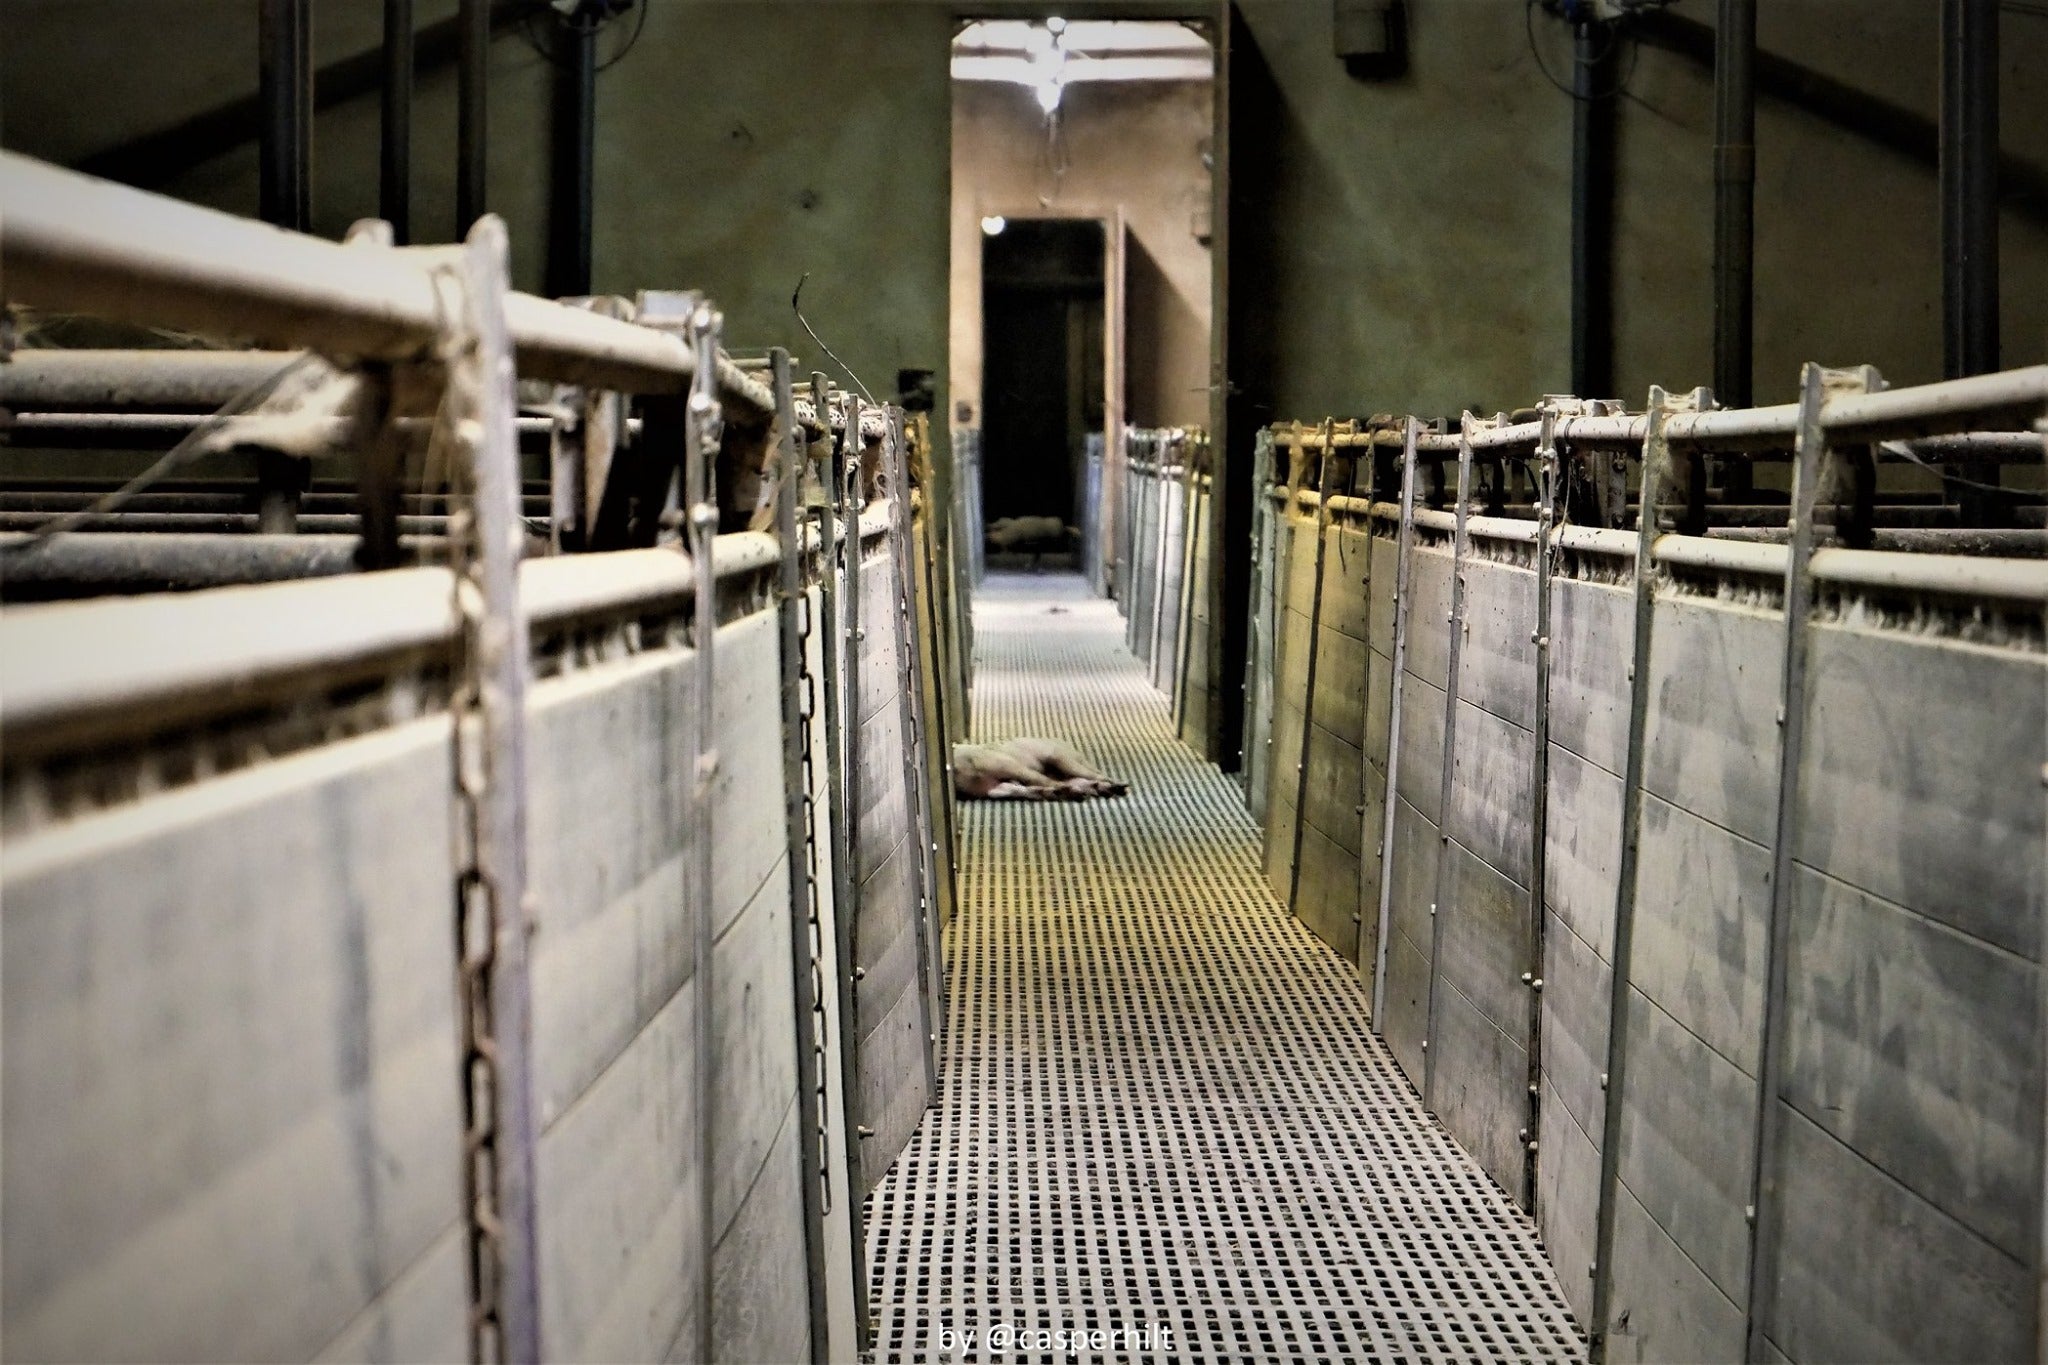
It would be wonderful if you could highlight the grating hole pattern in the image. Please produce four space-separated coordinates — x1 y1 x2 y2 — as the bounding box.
865 573 1585 1364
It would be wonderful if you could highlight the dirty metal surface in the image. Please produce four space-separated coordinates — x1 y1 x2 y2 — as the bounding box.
864 573 1585 1364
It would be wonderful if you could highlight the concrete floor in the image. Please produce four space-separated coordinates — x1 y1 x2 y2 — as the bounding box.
863 573 1585 1363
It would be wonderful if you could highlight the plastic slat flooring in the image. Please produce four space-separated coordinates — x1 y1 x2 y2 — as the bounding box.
865 573 1585 1364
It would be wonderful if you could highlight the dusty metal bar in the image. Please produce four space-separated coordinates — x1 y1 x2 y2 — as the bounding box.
1742 363 1852 1363
0 530 363 594
770 351 831 1364
1821 365 2048 441
1809 545 2048 598
0 539 776 747
0 155 773 412
1371 419 1421 1029
1588 385 1701 1363
1421 419 1476 1112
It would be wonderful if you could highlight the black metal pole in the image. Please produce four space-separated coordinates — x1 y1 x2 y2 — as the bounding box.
1712 0 1755 409
546 14 598 299
457 0 489 234
1941 0 1999 378
258 0 312 232
381 0 413 243
1570 21 1617 400
1940 0 2000 521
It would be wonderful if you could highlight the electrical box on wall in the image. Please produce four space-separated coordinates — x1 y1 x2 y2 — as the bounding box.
1333 0 1407 79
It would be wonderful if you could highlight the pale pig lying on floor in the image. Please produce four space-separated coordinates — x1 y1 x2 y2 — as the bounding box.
953 738 1130 801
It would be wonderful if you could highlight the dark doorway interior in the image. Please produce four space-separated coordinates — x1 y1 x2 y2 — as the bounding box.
982 219 1105 548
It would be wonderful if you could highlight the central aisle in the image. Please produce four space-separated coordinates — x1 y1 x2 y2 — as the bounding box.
865 573 1585 1363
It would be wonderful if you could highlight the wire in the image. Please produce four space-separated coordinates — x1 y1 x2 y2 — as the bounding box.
1526 0 1640 102
519 0 647 74
791 273 876 406
0 351 319 549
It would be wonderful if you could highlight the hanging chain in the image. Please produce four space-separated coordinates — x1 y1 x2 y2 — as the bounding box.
792 505 835 1211
431 257 509 1365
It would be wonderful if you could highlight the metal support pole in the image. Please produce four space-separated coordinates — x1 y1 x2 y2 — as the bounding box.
1588 385 1704 1363
381 0 413 242
1741 364 1868 1363
546 12 597 300
1421 421 1475 1112
771 351 831 1364
1942 0 2000 380
457 0 489 235
1713 0 1756 413
1941 0 2001 518
258 0 313 233
1370 420 1421 1030
1571 22 1617 400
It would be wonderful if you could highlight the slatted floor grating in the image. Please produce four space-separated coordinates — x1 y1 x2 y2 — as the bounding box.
864 573 1586 1364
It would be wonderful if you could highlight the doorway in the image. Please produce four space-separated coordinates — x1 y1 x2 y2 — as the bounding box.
981 218 1105 564
948 17 1217 588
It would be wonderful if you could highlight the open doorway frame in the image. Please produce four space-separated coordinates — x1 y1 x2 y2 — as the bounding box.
948 9 1237 757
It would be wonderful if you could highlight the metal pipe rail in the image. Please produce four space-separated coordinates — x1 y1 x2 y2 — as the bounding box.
0 154 773 414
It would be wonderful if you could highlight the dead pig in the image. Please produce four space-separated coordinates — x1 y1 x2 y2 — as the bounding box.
953 738 1129 801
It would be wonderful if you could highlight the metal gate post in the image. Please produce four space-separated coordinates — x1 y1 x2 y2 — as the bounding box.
446 217 545 1365
883 410 944 1088
682 302 725 1365
1371 419 1422 1030
1740 364 1875 1363
1347 434 1378 976
1288 420 1339 916
1421 418 1476 1113
1524 402 1562 1214
770 350 831 1363
1588 385 1703 1362
810 374 872 1357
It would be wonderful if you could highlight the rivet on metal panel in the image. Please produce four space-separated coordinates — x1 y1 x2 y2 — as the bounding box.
854 966 867 980
857 1126 875 1138
1521 972 1532 983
